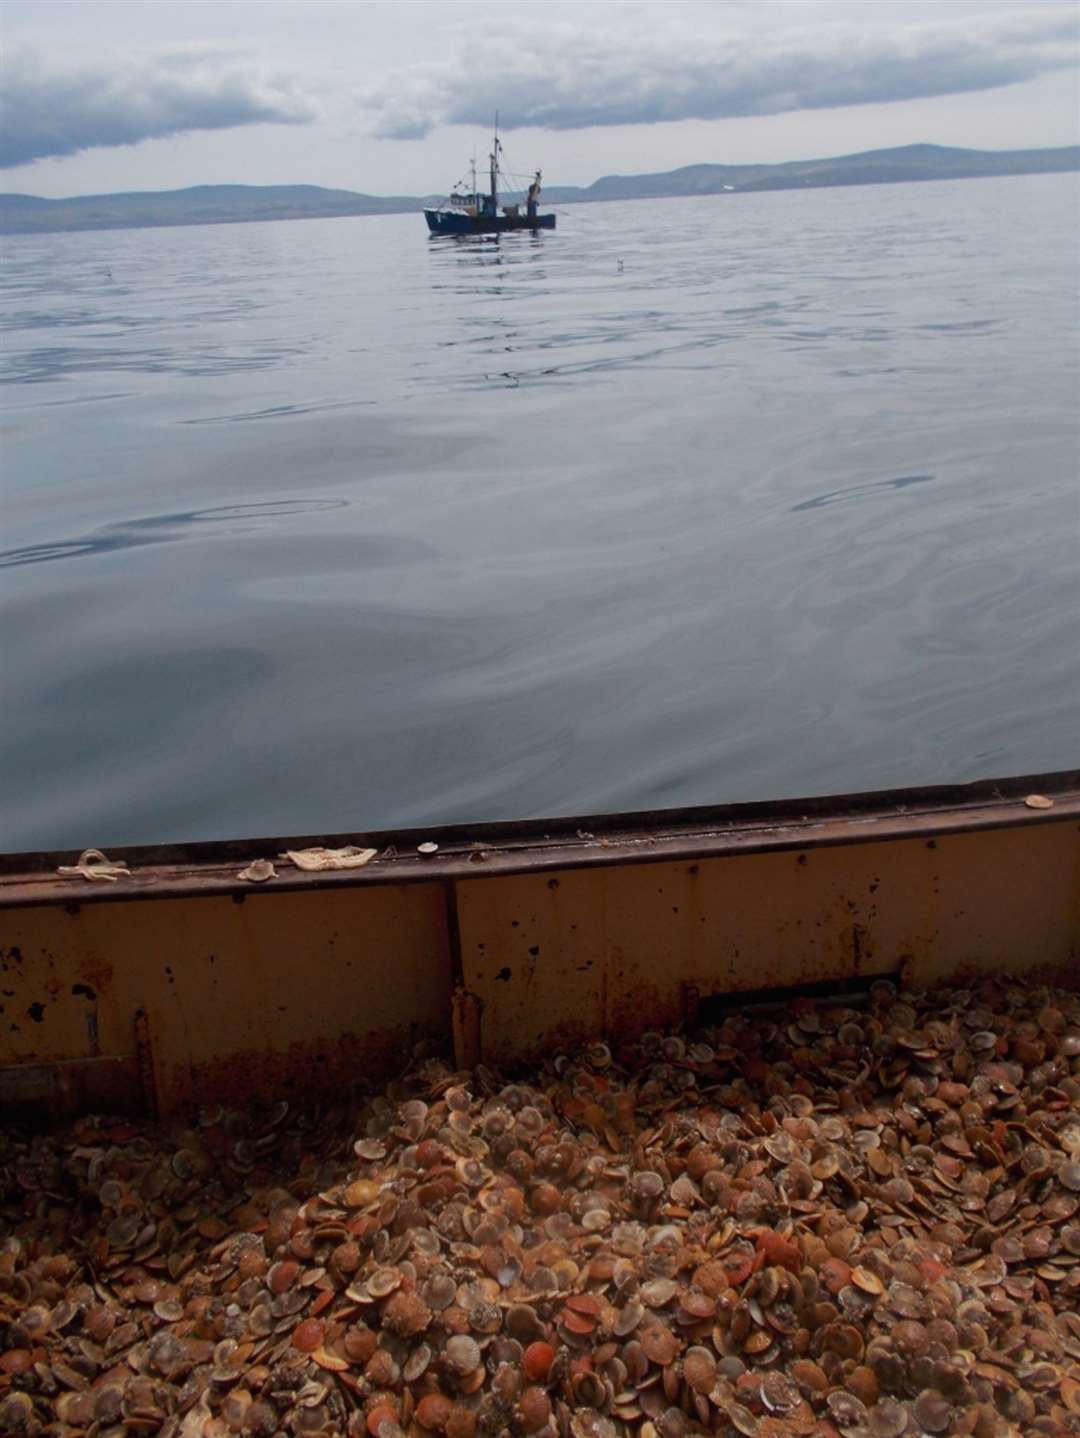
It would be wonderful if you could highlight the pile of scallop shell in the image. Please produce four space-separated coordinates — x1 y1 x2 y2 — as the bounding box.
2 977 1079 1438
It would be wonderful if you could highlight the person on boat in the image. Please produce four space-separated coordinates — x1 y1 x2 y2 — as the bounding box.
527 171 542 220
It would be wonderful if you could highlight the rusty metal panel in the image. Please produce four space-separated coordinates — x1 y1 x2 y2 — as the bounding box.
0 882 451 1113
891 821 1080 986
455 821 1079 1064
2 781 1076 1117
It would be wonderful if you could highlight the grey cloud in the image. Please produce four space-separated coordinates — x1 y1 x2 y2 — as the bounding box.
360 9 1078 139
0 49 318 169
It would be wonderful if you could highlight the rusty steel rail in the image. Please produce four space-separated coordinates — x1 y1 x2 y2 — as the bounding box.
1 770 1077 910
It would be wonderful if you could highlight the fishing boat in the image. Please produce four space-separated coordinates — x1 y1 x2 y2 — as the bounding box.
1 769 1076 1121
424 122 555 235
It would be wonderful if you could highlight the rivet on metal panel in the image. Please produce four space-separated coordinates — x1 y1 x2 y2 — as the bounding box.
452 989 484 1071
682 982 700 1030
134 1008 159 1121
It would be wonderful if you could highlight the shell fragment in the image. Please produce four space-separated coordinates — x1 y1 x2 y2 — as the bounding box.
238 859 276 883
57 849 131 883
281 846 377 871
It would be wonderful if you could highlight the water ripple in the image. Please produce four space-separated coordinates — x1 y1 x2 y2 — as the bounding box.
791 474 935 512
0 499 351 569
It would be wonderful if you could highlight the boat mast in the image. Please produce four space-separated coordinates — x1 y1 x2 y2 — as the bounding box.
490 112 499 208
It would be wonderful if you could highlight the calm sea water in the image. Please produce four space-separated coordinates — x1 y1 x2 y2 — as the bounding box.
1 174 1078 852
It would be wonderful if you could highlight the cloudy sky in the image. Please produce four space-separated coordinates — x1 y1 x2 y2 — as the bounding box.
2 0 1078 199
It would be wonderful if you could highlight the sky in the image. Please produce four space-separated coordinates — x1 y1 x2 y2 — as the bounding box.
1 0 1078 199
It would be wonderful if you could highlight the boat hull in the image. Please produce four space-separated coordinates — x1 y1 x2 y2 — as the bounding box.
424 208 555 234
2 771 1077 1119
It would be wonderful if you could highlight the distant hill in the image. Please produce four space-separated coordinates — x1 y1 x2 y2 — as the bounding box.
2 144 1076 235
0 183 418 235
553 142 1080 202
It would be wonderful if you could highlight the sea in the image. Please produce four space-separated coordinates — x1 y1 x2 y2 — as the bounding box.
1 173 1077 853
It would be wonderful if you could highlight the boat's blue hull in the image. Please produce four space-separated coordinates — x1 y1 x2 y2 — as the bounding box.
424 209 555 235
